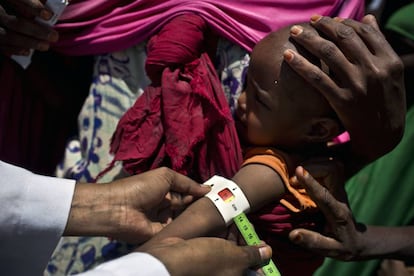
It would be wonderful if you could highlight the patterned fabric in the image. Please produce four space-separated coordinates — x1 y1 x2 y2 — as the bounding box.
47 44 150 275
46 39 249 275
55 44 150 183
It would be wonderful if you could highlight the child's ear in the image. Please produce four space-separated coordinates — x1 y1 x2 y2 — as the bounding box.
305 118 341 143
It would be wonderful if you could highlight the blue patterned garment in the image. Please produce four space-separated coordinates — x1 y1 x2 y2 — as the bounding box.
46 38 249 275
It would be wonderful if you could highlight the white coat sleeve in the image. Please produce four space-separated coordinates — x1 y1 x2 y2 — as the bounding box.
0 161 76 275
76 252 170 276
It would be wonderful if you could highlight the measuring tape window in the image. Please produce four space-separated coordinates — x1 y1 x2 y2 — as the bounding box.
204 175 250 225
204 175 281 276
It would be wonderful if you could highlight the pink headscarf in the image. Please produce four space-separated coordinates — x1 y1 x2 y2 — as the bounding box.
54 0 364 55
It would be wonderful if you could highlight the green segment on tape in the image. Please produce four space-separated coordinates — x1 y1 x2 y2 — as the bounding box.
234 212 281 276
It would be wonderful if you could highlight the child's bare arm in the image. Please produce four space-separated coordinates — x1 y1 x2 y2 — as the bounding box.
139 164 286 250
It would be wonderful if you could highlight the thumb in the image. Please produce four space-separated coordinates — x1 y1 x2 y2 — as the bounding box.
243 244 272 268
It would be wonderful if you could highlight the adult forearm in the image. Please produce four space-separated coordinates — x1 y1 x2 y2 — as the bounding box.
358 225 414 261
63 183 120 237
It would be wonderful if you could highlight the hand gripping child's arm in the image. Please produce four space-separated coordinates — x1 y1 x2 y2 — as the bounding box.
138 163 286 250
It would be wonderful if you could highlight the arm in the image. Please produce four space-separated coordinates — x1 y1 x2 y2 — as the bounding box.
0 162 209 274
284 15 406 172
289 166 414 261
0 161 75 275
139 163 285 249
77 237 272 276
64 167 210 244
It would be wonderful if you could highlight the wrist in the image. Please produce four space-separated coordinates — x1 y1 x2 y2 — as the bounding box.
63 183 120 237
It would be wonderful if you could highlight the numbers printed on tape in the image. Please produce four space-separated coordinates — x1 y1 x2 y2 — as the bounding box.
233 213 281 276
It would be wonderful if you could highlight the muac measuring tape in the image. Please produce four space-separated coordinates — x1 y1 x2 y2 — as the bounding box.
204 176 281 276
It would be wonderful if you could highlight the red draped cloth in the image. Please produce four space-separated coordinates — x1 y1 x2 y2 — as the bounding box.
106 14 243 181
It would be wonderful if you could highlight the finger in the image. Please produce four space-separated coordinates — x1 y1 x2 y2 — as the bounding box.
168 191 194 208
309 15 372 65
169 170 211 197
340 15 395 58
5 0 53 20
294 166 348 221
283 49 342 106
0 45 31 56
0 14 58 42
289 24 355 82
0 30 50 51
241 244 272 268
289 228 345 258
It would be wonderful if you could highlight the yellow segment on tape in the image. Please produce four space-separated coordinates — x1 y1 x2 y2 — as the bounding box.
233 212 281 276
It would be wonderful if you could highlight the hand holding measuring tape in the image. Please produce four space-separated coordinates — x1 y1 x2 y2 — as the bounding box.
204 175 281 276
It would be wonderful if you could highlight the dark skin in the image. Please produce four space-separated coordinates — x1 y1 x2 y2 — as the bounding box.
46 166 274 275
146 237 272 276
0 0 58 56
139 15 407 264
138 23 339 253
3 10 405 272
64 167 211 244
285 15 406 174
137 163 283 248
290 166 414 262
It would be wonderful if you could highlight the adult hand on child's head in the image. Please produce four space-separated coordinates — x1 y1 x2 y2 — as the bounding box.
142 237 272 276
64 167 210 244
289 166 365 261
284 14 406 163
0 0 58 56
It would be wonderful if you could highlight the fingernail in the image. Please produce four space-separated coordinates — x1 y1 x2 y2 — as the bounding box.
290 25 303 36
302 168 309 177
283 49 294 62
333 16 344 22
291 233 303 243
40 9 53 20
310 14 322 23
259 246 272 260
48 31 59 42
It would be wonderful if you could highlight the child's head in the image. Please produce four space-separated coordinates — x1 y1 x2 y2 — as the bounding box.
237 23 343 151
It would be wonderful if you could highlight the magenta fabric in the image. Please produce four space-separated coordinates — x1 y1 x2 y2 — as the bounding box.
53 0 364 55
105 14 243 182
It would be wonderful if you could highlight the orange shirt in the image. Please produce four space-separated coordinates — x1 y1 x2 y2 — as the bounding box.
242 147 316 213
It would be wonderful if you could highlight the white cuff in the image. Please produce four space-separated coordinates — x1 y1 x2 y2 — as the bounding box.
204 175 250 225
76 252 170 276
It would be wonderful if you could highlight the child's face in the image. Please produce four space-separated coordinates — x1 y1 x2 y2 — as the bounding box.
241 65 308 148
236 25 335 149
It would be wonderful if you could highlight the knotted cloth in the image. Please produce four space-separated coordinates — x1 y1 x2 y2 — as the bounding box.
104 14 242 181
